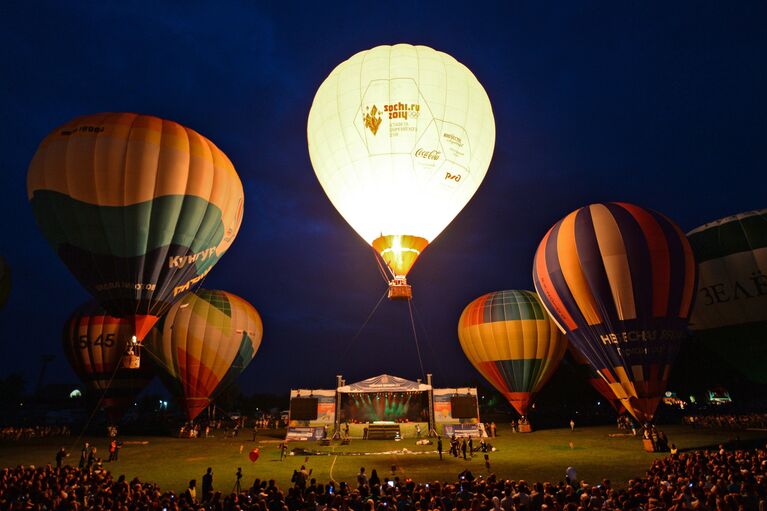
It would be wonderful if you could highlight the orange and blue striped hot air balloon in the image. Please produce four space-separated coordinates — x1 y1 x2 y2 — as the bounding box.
533 203 696 423
458 290 567 418
28 113 244 341
144 289 263 420
567 343 626 414
63 301 155 422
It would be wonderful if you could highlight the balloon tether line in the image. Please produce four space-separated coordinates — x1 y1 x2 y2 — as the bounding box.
339 288 388 365
69 340 133 453
372 250 394 284
409 298 445 381
407 299 426 381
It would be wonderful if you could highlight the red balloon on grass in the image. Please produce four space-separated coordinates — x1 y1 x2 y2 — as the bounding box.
249 448 260 462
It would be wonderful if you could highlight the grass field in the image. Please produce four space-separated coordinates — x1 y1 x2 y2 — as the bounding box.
0 424 763 494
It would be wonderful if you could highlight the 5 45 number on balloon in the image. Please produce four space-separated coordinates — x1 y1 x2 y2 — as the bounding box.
78 333 116 349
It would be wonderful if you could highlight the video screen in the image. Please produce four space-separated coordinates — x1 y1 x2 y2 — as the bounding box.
450 396 478 418
340 392 429 422
289 397 319 420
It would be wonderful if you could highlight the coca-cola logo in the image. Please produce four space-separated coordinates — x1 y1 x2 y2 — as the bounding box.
415 148 441 160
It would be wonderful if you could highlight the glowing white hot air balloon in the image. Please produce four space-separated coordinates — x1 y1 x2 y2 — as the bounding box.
307 44 495 299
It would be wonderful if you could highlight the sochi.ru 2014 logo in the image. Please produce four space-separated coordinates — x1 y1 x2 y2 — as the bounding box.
363 105 383 135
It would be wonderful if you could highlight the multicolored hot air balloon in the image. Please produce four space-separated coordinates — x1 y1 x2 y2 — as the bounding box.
458 290 566 420
144 289 263 420
307 44 495 300
0 257 10 311
28 113 244 342
533 203 696 423
688 209 767 384
567 344 625 414
63 302 155 422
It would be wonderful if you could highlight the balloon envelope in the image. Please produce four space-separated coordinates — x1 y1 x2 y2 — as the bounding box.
144 289 263 420
567 343 625 414
533 203 696 423
458 290 566 417
687 209 767 383
307 44 495 282
63 301 155 421
249 448 260 462
28 113 244 339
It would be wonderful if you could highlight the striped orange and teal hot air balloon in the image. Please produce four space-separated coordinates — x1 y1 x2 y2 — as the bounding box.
458 290 567 418
688 209 767 383
533 203 696 423
144 289 263 420
28 113 244 341
63 301 155 422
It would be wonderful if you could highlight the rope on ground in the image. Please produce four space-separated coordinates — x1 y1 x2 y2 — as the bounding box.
329 454 338 481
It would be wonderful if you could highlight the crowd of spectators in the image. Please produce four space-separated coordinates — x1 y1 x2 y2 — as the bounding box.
1 444 765 510
0 425 70 440
178 416 285 439
684 414 767 430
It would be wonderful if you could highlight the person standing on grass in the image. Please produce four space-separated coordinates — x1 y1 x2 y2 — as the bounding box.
78 442 89 468
357 467 368 487
570 419 575 431
202 467 213 502
185 479 197 503
437 436 443 460
108 439 116 462
461 438 468 460
55 447 67 468
468 437 474 457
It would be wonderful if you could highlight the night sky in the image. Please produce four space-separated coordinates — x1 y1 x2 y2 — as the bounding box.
1 2 765 395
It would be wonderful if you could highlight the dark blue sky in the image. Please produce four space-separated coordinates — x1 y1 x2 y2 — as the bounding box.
0 2 764 394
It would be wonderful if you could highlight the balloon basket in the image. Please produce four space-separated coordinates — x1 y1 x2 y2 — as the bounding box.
518 423 532 433
122 353 141 369
642 438 656 452
388 277 412 300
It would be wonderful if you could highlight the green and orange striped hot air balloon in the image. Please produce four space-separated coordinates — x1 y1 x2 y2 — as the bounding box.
28 113 244 342
533 203 696 423
63 301 155 422
144 289 263 420
458 290 567 419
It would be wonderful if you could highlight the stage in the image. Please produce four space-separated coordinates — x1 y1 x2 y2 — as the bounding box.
286 374 481 439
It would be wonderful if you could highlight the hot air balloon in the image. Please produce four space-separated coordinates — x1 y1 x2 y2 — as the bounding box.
28 113 244 349
0 257 10 310
458 290 566 425
567 344 626 414
533 203 696 423
687 209 767 384
144 289 263 420
307 44 495 300
63 301 155 422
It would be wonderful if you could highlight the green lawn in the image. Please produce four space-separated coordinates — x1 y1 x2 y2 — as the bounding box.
0 424 762 494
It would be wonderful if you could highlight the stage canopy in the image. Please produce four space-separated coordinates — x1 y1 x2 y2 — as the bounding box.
337 374 431 393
